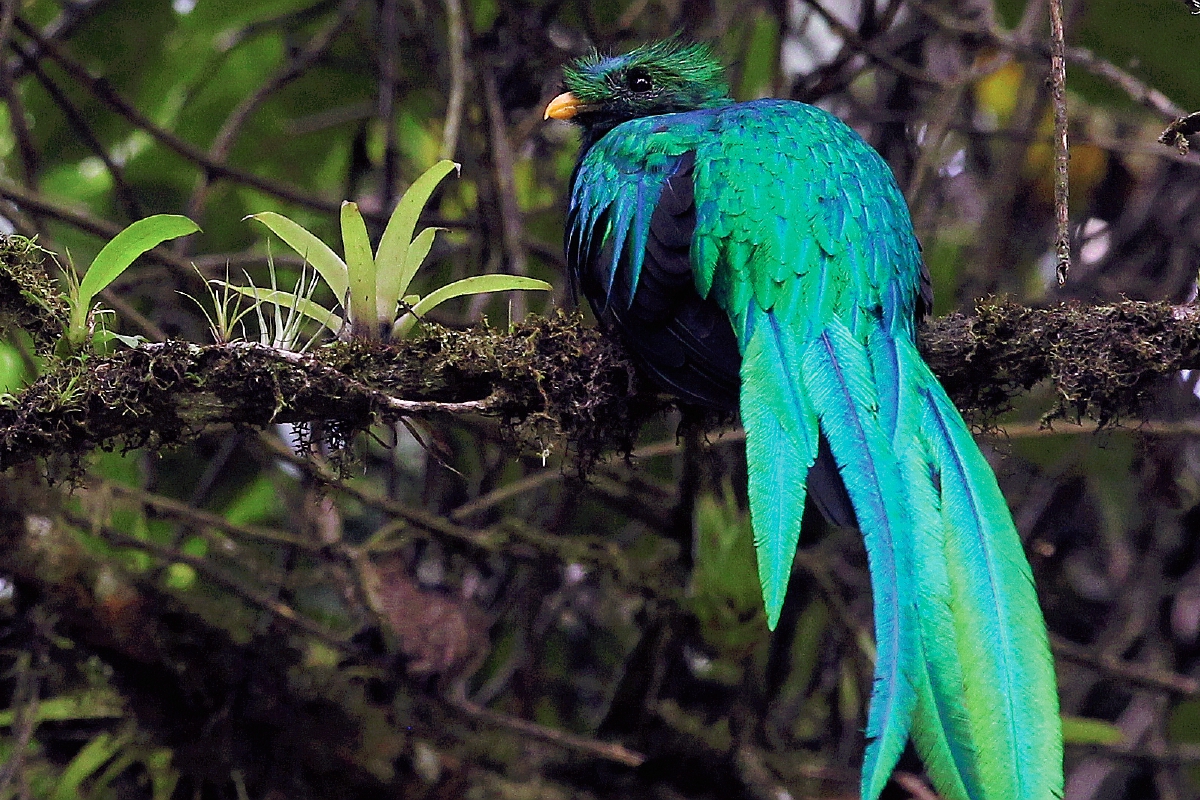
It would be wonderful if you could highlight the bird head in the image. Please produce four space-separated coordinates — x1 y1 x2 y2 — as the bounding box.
545 39 730 140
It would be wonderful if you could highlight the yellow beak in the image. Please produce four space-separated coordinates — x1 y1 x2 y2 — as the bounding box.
544 92 582 120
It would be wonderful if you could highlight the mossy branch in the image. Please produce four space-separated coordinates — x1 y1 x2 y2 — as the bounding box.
0 299 1197 470
2 234 1199 468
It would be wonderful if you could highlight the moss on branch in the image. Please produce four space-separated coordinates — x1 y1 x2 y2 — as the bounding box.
0 233 1198 470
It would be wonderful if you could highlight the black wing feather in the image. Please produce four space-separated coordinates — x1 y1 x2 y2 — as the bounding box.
572 151 741 411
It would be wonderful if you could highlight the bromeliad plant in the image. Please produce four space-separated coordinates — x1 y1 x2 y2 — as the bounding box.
233 160 550 341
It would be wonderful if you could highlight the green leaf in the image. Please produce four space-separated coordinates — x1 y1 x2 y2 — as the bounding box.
78 215 199 303
93 330 148 350
246 212 348 302
340 201 377 336
223 473 279 526
225 285 343 333
383 225 443 320
394 275 551 335
376 159 458 310
55 732 125 800
70 214 199 345
0 691 124 727
1061 715 1124 745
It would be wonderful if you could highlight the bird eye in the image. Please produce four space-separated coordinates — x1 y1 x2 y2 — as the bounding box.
626 69 653 93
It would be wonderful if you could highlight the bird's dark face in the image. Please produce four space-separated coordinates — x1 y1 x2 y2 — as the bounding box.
545 40 730 141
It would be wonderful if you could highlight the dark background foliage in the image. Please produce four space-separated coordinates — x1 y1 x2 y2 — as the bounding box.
0 0 1199 798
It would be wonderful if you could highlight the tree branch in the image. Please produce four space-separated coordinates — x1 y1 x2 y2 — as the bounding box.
2 236 1199 469
0 298 1197 471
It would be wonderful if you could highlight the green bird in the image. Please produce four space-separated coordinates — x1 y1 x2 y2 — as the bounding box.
546 39 1062 800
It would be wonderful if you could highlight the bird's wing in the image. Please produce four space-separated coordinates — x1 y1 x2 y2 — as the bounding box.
567 115 742 410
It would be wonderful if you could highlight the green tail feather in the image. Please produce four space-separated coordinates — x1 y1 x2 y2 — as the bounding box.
800 320 918 800
741 311 819 629
914 350 1062 800
869 329 981 800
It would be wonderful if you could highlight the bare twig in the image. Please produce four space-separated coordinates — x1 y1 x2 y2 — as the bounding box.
0 180 198 280
377 0 402 211
187 0 361 222
805 0 946 87
0 651 39 798
0 34 38 195
11 37 143 220
479 70 529 321
1063 43 1184 120
1048 0 1070 286
892 770 942 800
9 16 386 223
1050 633 1200 696
451 694 646 767
98 480 325 553
440 0 468 160
63 509 347 647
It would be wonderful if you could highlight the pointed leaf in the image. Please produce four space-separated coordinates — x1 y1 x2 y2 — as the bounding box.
246 212 348 301
376 159 459 305
376 225 444 319
393 275 549 335
79 215 200 303
225 285 343 333
72 215 199 343
340 201 377 335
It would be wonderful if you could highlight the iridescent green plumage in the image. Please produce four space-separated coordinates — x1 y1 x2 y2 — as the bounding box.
553 40 1063 800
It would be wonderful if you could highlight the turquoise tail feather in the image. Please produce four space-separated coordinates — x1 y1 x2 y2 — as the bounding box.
867 327 981 800
740 308 819 628
916 367 1063 800
797 319 918 800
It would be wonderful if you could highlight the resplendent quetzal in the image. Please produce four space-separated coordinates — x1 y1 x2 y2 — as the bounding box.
546 39 1063 800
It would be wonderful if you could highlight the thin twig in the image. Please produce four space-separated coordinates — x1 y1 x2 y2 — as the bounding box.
449 467 561 522
0 30 38 194
1159 111 1200 156
805 0 946 87
0 179 198 280
11 37 142 220
451 694 646 767
377 0 401 211
9 16 386 223
439 0 468 160
0 651 39 798
892 771 942 800
1048 0 1070 286
98 480 326 553
1067 741 1200 765
98 288 168 342
64 509 347 648
479 70 529 321
1063 43 1184 120
1051 633 1200 696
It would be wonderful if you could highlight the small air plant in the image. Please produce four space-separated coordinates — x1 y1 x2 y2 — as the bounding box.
225 160 550 343
59 214 200 354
